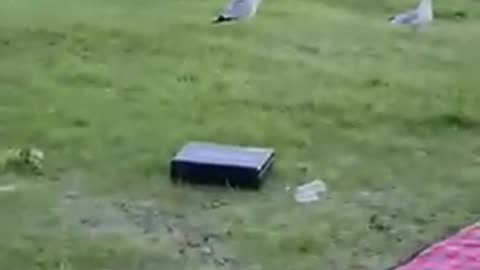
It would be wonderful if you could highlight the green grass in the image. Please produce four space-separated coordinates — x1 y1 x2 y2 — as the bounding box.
1 0 480 269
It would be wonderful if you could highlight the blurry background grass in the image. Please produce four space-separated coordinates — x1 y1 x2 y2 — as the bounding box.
0 0 479 269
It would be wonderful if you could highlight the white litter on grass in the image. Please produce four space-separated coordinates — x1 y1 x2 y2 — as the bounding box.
389 0 433 27
294 180 327 203
0 185 17 192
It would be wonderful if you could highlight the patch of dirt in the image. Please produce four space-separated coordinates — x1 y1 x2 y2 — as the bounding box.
59 195 141 236
57 192 237 269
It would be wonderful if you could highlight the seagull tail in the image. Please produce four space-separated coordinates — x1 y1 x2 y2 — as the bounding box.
212 15 234 24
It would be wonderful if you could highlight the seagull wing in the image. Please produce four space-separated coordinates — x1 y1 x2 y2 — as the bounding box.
221 0 253 19
389 9 419 24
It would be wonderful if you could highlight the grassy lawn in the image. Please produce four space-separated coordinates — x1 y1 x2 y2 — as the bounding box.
1 0 480 269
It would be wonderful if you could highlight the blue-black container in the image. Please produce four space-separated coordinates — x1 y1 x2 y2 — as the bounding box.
170 142 275 189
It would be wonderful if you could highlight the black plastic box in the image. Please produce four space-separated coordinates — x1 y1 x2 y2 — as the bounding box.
170 142 275 189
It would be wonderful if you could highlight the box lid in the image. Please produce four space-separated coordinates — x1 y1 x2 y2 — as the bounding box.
172 141 274 170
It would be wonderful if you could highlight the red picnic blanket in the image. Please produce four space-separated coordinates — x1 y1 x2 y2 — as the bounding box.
395 223 480 270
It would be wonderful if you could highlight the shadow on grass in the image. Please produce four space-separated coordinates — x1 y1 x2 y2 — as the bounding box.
404 113 480 131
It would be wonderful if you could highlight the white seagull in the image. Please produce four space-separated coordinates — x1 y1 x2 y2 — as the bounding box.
212 0 262 24
388 0 433 27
